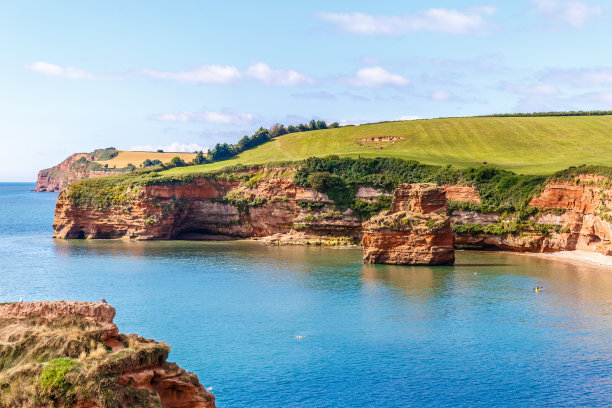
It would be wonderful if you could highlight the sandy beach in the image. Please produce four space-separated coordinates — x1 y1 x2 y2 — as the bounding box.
527 250 612 269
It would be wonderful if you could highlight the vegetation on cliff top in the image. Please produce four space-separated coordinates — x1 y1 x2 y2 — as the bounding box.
65 155 612 221
161 115 612 175
0 314 171 408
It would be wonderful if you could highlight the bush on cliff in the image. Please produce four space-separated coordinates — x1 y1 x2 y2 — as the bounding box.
294 156 547 214
39 357 77 401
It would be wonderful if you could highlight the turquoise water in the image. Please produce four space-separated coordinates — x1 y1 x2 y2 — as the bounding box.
1 182 611 407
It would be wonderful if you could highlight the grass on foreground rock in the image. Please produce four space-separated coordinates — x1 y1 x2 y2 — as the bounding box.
0 314 169 408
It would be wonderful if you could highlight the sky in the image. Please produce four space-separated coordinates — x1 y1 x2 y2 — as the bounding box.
2 0 612 181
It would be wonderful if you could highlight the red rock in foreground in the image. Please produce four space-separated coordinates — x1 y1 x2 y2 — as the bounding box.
362 183 455 265
0 301 215 408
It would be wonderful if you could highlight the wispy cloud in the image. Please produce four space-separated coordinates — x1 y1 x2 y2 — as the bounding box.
292 91 337 100
25 62 103 79
503 83 559 95
541 67 612 85
345 66 410 87
149 108 256 126
246 62 314 86
530 0 602 27
140 65 242 84
318 6 496 35
398 115 423 121
27 61 313 87
130 142 209 153
431 90 452 101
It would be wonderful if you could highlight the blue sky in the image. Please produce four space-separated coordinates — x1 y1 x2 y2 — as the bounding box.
2 0 612 180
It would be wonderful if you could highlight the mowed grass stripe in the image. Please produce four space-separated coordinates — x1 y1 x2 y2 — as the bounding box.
162 115 612 176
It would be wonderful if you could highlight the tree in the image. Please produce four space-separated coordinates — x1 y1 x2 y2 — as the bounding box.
269 123 287 138
297 123 308 132
329 122 340 128
316 120 327 130
193 151 206 164
287 125 296 133
169 157 186 167
308 119 317 130
141 159 153 167
157 149 164 153
126 163 136 171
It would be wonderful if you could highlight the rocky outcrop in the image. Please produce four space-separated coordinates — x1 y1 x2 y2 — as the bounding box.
362 184 455 265
0 301 215 408
35 152 127 192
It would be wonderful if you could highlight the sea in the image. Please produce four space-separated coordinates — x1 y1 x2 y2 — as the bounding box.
0 182 611 407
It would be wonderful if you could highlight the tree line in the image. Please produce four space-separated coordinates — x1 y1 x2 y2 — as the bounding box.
484 110 612 117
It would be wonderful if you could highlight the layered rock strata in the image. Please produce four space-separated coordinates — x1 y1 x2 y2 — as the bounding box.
53 174 362 242
0 301 215 408
362 184 455 265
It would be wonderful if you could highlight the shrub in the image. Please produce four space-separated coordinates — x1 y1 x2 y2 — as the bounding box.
39 357 77 396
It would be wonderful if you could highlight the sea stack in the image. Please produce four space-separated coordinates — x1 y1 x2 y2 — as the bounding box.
362 183 455 265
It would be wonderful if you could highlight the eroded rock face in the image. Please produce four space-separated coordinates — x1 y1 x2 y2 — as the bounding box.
362 183 455 265
0 301 215 408
443 185 481 203
53 173 363 242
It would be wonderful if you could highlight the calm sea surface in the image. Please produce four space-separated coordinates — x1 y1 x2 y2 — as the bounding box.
0 182 611 407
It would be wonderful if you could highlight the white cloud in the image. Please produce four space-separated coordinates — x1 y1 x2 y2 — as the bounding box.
346 66 410 87
318 7 496 35
130 142 209 153
398 115 423 121
246 62 314 86
25 62 101 79
432 90 452 101
140 65 242 84
531 0 601 27
150 108 255 126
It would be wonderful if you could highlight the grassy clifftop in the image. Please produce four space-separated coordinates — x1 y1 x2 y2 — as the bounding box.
163 115 612 176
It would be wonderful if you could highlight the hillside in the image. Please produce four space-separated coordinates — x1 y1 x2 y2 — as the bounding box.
163 115 612 176
97 150 197 168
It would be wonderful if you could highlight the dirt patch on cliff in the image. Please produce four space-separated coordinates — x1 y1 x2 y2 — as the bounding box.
357 136 405 143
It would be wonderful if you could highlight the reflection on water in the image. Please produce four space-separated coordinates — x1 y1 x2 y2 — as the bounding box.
1 185 611 407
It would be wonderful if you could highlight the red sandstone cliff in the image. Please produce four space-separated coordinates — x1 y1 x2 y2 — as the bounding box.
362 184 455 265
51 169 612 260
36 152 129 192
53 174 362 242
0 301 215 408
452 175 612 255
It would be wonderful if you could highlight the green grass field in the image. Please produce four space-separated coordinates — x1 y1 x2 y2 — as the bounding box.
163 115 612 176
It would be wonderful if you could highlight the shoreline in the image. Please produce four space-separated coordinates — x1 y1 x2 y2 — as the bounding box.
516 250 612 269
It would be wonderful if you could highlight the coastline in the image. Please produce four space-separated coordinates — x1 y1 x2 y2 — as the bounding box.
519 250 612 269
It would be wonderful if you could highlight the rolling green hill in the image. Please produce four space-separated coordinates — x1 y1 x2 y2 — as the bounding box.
163 115 612 176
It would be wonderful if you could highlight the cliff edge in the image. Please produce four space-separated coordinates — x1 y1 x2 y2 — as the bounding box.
0 301 215 408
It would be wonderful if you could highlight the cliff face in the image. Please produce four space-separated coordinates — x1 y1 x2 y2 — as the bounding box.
453 175 612 255
53 174 362 243
35 152 128 192
362 184 455 265
0 301 215 408
52 169 612 259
